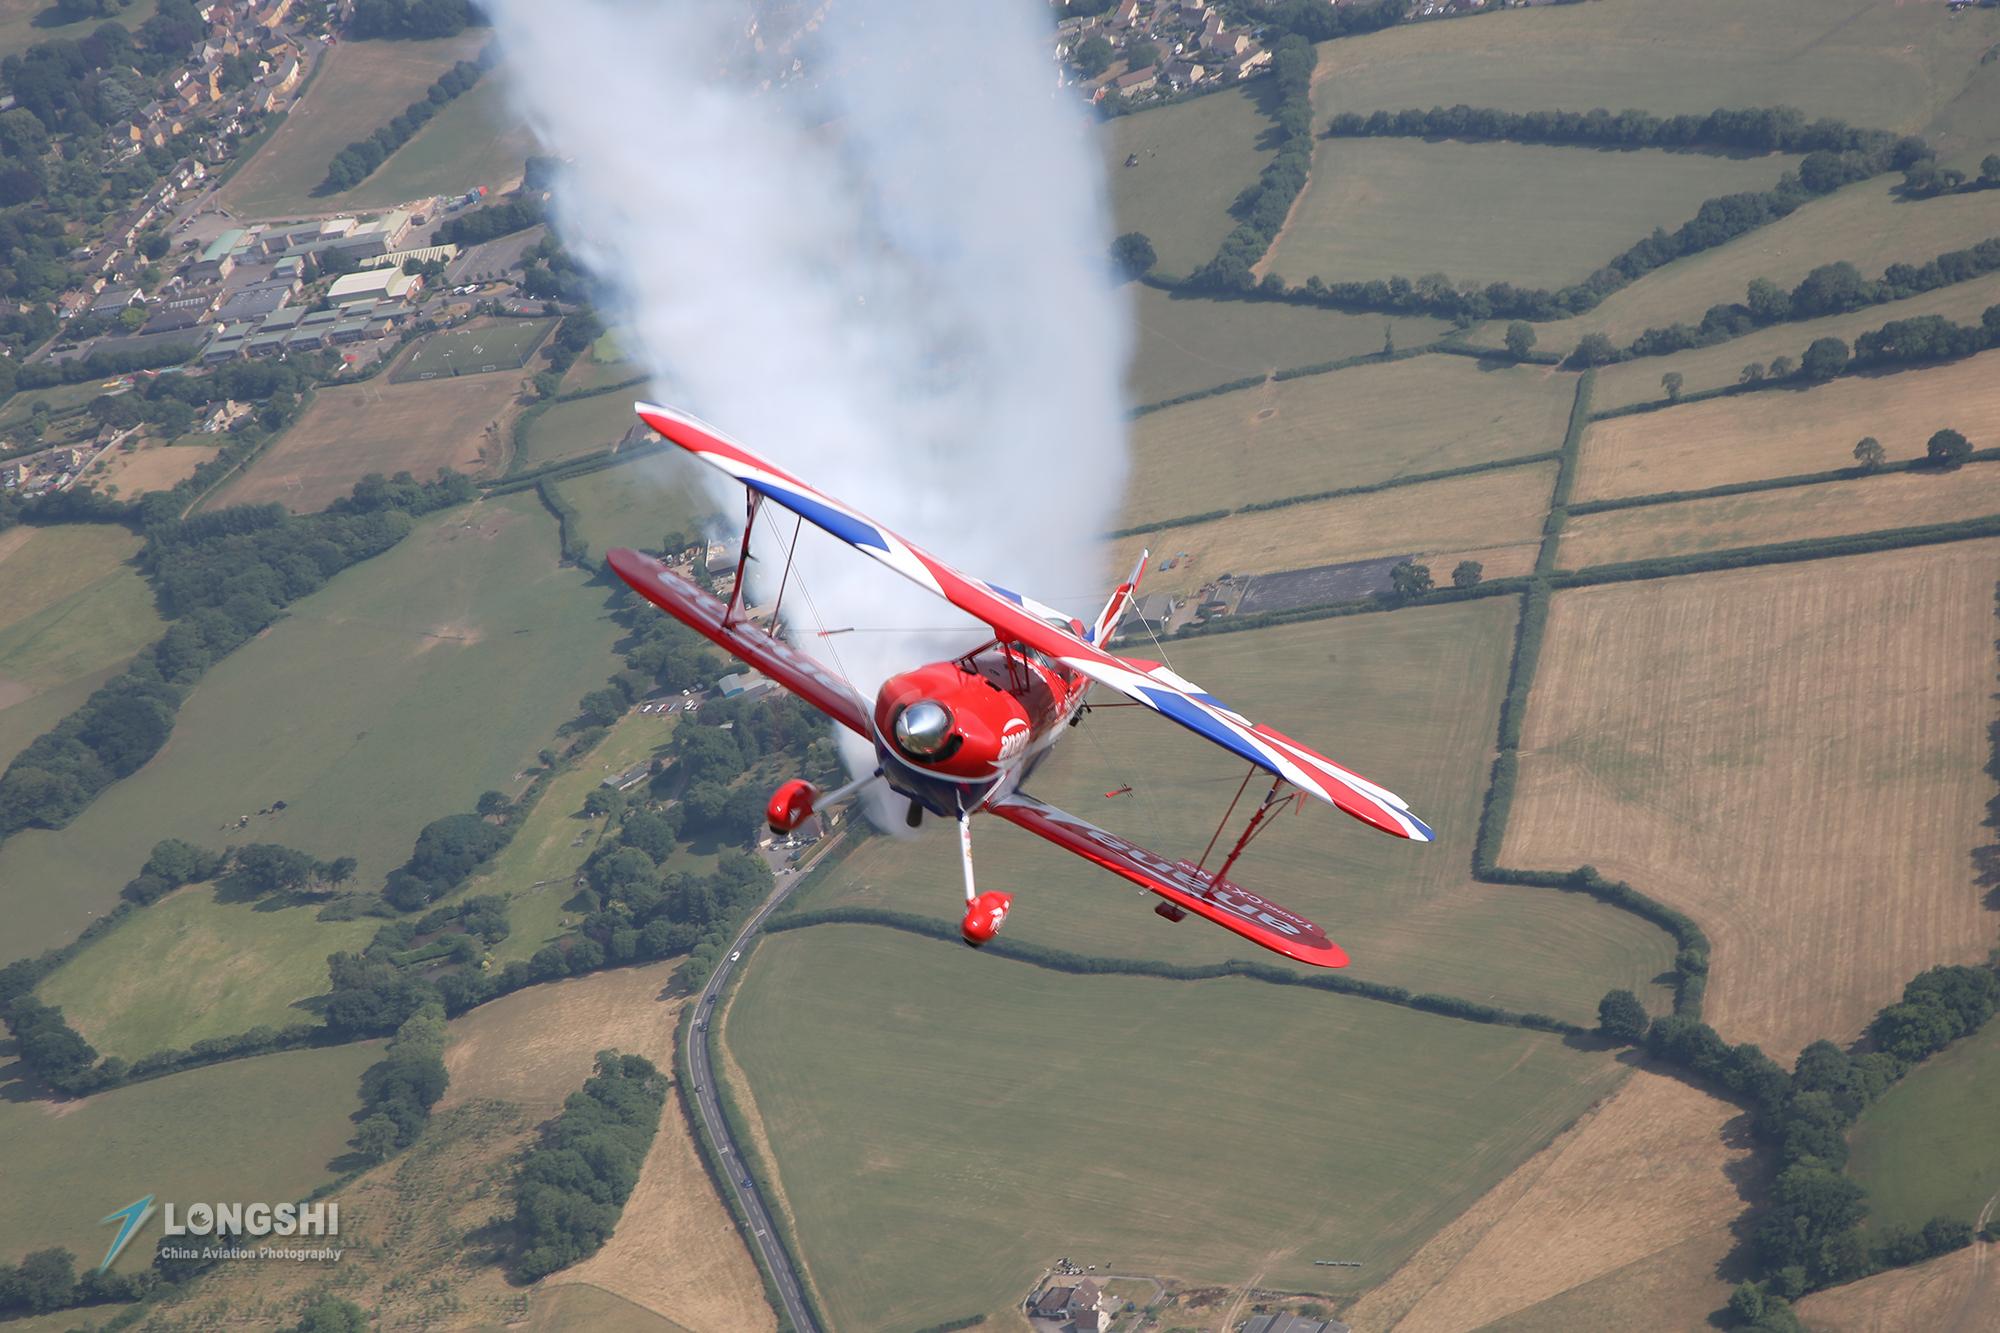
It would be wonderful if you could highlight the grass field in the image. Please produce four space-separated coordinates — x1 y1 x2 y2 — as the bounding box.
1558 462 2000 569
85 438 220 497
218 32 490 219
0 378 121 428
0 1041 379 1267
560 337 646 396
1111 458 1553 597
1123 354 1576 527
553 455 719 563
797 601 1677 1027
725 923 1628 1329
520 389 647 472
1573 351 2000 502
0 494 626 965
35 885 378 1058
1503 541 2000 1060
1346 1069 1752 1332
1472 176 2000 356
323 77 538 212
0 0 158 59
1268 139 1796 292
1104 87 1276 278
210 368 523 512
0 668 114 772
1310 0 2000 133
1125 284 1450 406
1590 269 2000 412
1848 1017 2000 1236
393 316 553 383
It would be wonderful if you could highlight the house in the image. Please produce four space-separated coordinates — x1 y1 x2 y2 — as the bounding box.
716 670 775 699
269 55 301 93
1241 1315 1351 1333
90 286 145 316
1113 66 1157 97
56 291 92 318
1227 45 1272 77
1163 58 1205 86
251 0 292 31
1110 0 1140 24
1133 592 1178 631
140 305 205 334
1032 1286 1074 1320
1065 1279 1111 1332
603 760 654 792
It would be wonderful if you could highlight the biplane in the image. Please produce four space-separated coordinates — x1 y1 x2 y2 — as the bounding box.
608 402 1432 968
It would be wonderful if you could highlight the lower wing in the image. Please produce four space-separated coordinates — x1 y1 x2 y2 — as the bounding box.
608 548 873 738
988 791 1347 968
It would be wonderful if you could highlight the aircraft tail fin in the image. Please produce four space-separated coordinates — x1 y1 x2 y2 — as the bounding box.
1090 548 1148 645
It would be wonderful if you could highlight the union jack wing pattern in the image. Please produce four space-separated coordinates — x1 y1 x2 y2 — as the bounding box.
633 402 1432 844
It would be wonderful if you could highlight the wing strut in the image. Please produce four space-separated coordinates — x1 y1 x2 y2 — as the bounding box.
722 491 761 628
1212 775 1296 886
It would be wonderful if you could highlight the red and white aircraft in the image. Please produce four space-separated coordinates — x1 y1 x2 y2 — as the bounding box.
609 402 1432 968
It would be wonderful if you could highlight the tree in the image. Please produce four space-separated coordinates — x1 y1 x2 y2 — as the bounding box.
1127 39 1159 69
1661 371 1684 401
475 789 511 817
1597 988 1648 1044
1800 336 1850 382
1450 560 1483 589
1927 427 1971 470
1729 1281 1766 1324
1503 321 1536 360
1853 437 1886 472
1569 332 1617 367
1768 354 1795 378
583 786 624 819
1388 561 1432 599
352 1114 400 1164
1740 361 1767 384
1110 231 1157 279
1072 34 1113 77
292 1296 369 1333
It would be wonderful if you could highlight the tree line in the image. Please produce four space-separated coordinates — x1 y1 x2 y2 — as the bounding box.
1187 34 1317 289
349 0 483 40
318 50 492 194
349 1003 449 1165
509 1051 667 1281
1595 963 1999 1323
435 194 546 249
1326 103 1902 158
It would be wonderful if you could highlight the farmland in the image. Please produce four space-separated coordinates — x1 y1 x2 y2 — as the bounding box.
34 885 378 1059
1111 458 1552 597
1590 268 2000 412
1345 1070 1753 1332
1310 0 2000 132
1846 1017 2000 1237
1104 86 1275 278
1573 350 2000 502
210 368 523 512
797 601 1677 1027
519 389 646 472
1123 353 1576 526
393 316 553 383
217 32 491 219
725 923 1628 1330
0 0 159 59
552 454 719 562
84 438 221 497
1269 139 1795 292
0 1041 379 1266
324 77 538 211
1471 176 2000 356
1125 284 1450 405
1558 462 2000 569
1503 542 2000 1060
1795 1244 1994 1333
0 495 625 963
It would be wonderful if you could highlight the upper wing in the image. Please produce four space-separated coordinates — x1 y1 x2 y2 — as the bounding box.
989 791 1347 967
607 547 873 738
634 401 1432 843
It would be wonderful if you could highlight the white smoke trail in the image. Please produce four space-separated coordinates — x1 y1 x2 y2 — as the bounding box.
483 0 1132 737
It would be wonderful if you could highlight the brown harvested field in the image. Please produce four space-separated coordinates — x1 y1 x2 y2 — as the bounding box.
1559 461 2000 568
1573 351 2000 502
1503 542 2000 1060
1123 355 1576 527
84 439 219 497
1344 1069 1752 1332
1111 460 1553 599
1591 269 2000 412
210 370 523 513
1797 1241 2000 1333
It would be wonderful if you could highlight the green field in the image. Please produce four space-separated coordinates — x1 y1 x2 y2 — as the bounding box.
394 318 553 383
327 77 540 211
0 668 114 772
0 0 159 60
1847 1018 2000 1235
726 924 1630 1329
0 1041 379 1266
35 885 378 1058
0 494 625 964
1123 352 1576 527
552 455 719 562
796 602 1675 1025
1590 268 2000 411
1311 0 2000 133
0 378 120 429
519 390 644 471
1471 176 2000 356
1125 284 1450 406
1271 139 1795 292
1105 86 1277 279
218 32 490 218
559 337 645 396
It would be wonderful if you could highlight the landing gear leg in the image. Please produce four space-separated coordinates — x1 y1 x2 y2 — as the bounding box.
957 808 1013 947
905 798 924 829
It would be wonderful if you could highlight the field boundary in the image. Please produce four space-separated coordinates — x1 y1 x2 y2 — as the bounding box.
1567 448 2000 516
